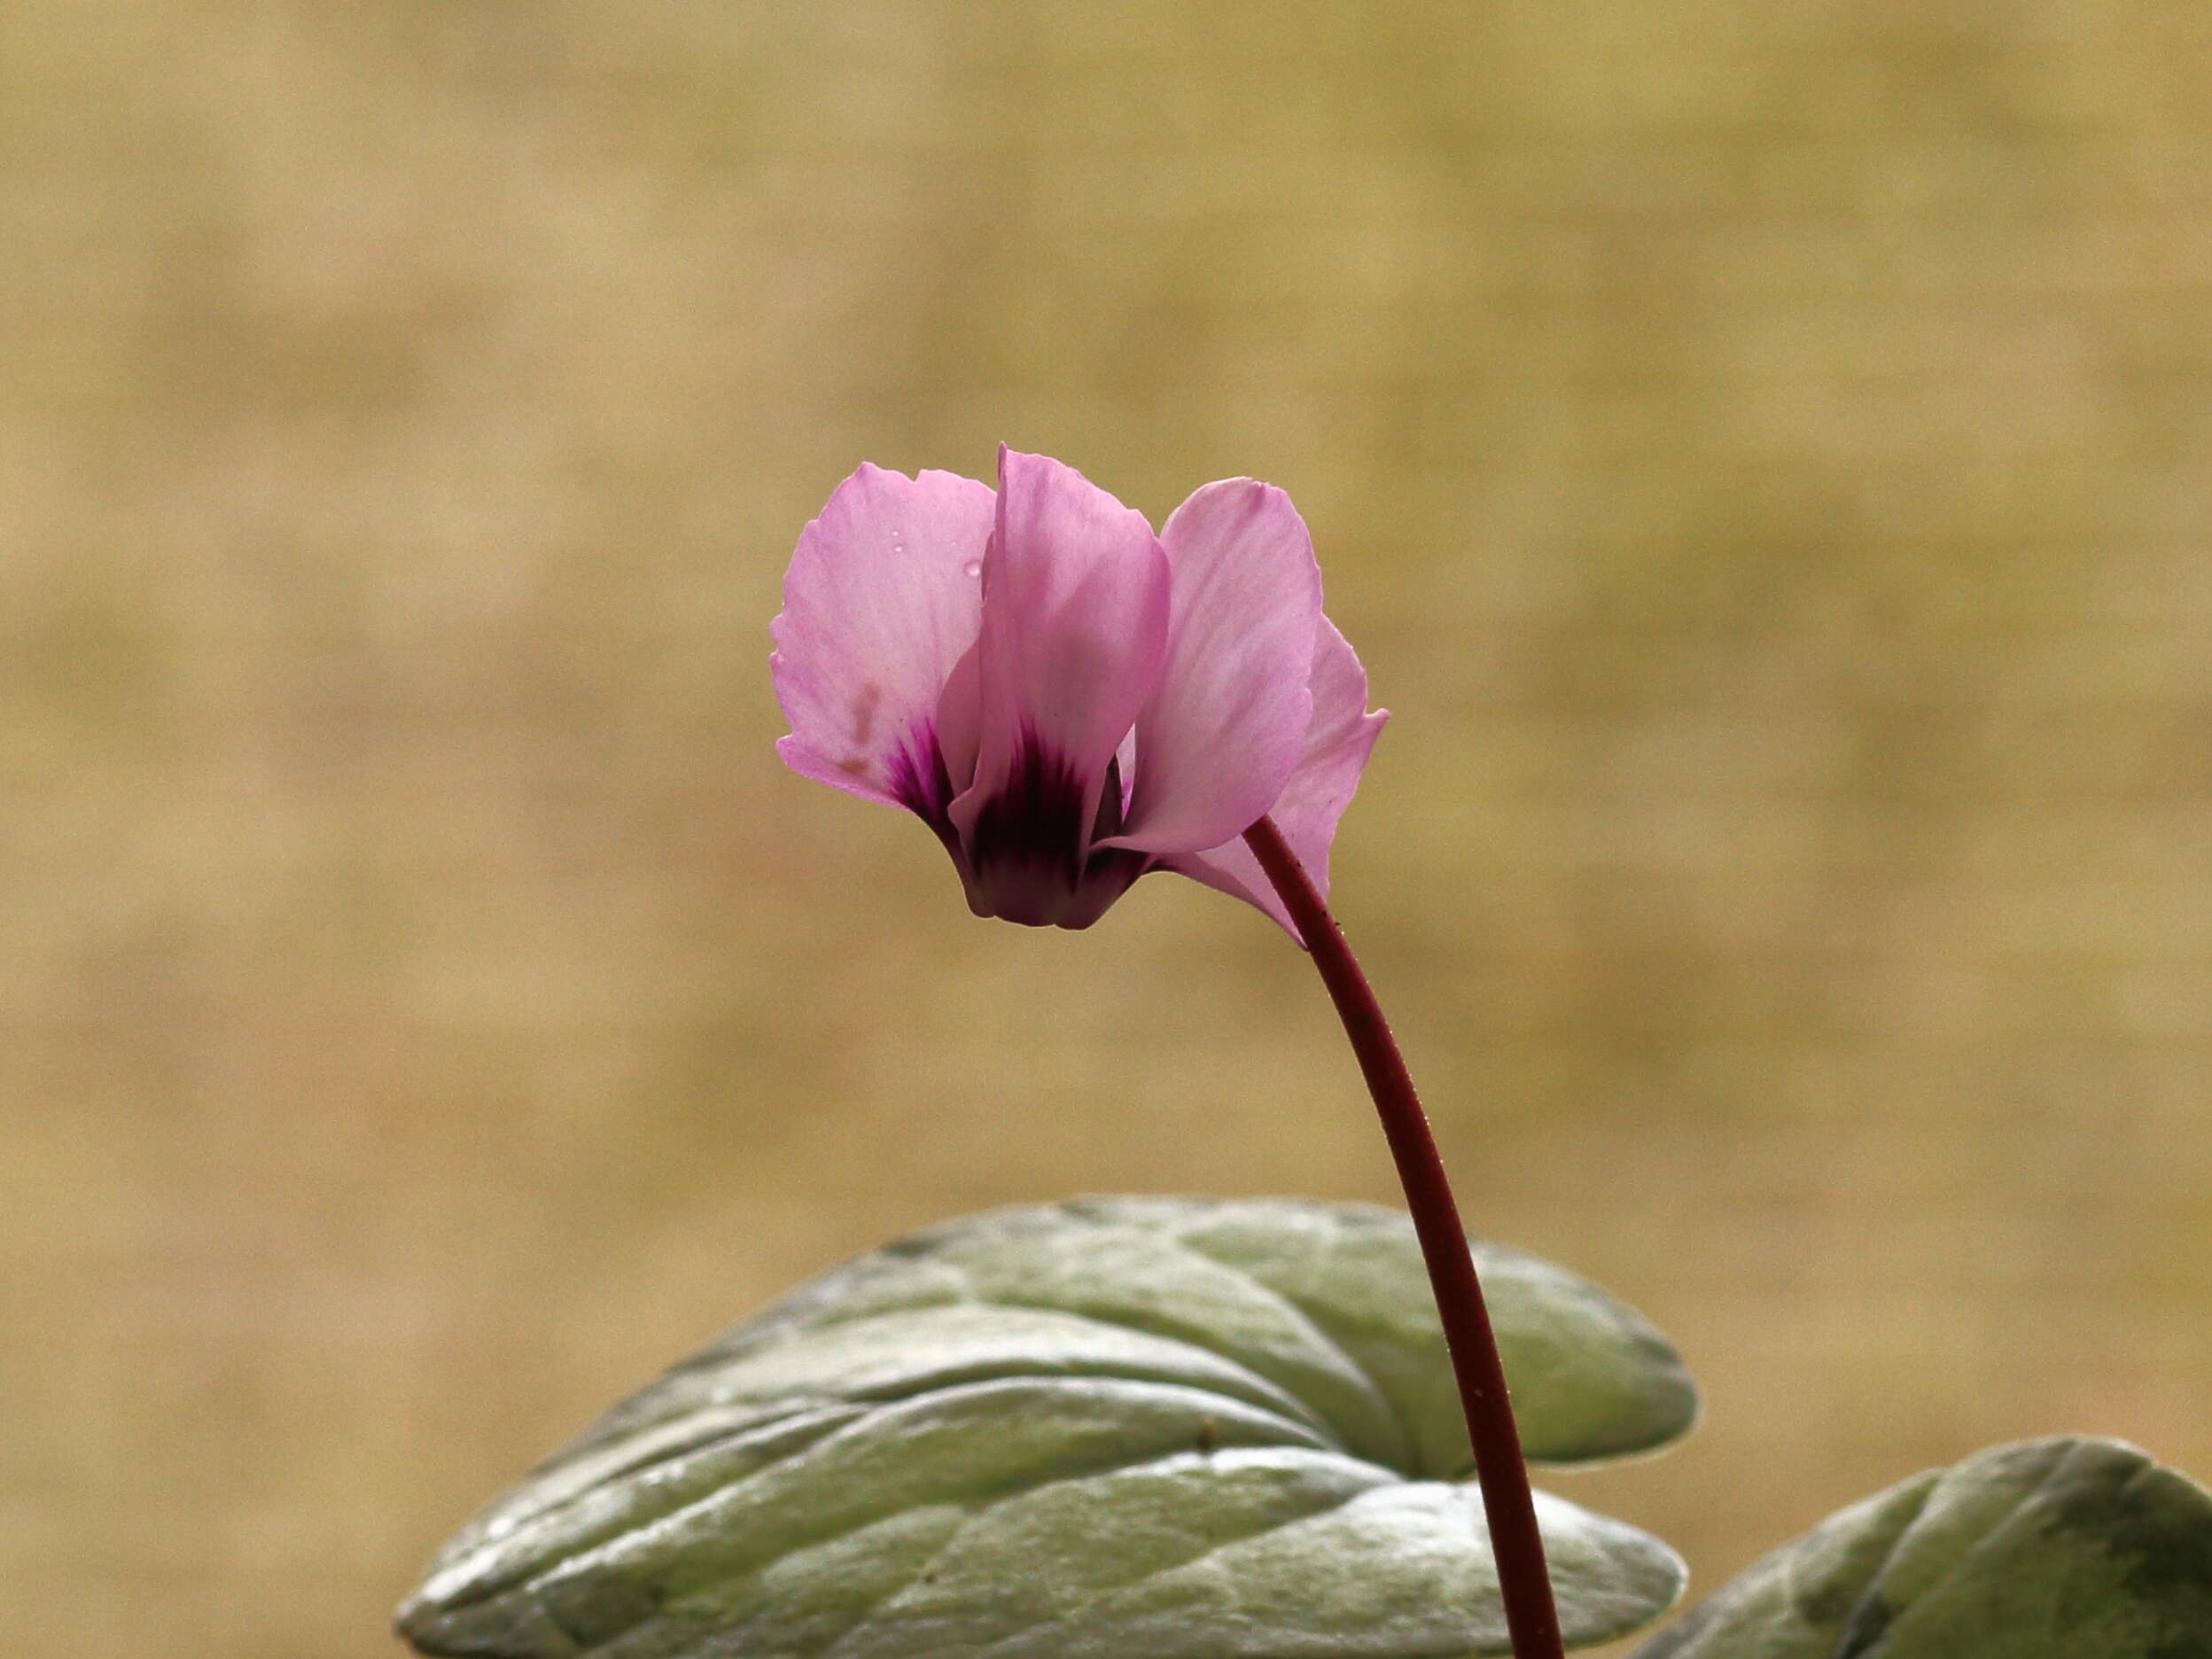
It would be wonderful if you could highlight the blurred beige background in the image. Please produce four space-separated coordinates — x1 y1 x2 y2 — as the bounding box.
4 4 2209 1655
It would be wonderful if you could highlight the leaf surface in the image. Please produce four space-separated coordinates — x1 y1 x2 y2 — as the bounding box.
1636 1435 2212 1659
400 1196 1697 1658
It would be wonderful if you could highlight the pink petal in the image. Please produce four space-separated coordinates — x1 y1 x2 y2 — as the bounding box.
770 464 993 812
951 448 1170 852
1166 615 1388 942
1107 479 1322 856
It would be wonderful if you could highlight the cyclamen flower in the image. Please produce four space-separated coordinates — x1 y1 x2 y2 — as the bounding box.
770 447 1386 938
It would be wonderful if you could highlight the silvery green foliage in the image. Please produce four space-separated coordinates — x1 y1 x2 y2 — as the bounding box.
1635 1436 2212 1658
399 1196 1698 1657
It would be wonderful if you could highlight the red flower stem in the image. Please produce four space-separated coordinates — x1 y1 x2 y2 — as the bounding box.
1243 816 1564 1659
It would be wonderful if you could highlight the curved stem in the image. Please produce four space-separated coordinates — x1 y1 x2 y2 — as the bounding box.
1243 816 1565 1659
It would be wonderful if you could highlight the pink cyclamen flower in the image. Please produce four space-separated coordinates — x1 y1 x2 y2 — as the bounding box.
770 447 1386 939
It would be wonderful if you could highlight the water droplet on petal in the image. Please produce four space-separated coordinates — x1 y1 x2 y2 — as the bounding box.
962 560 983 578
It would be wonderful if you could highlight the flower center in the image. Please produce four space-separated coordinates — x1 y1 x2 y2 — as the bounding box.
961 728 1147 929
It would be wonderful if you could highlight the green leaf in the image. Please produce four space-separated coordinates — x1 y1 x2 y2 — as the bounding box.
399 1196 1696 1657
1634 1436 2212 1659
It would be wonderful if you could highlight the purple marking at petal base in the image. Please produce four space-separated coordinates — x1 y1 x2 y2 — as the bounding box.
883 720 957 828
882 719 974 890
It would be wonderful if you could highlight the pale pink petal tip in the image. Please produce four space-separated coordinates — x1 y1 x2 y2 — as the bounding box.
1107 479 1323 858
1168 615 1387 943
771 463 993 809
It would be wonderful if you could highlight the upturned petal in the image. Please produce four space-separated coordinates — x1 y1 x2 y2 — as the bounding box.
1167 615 1388 942
1107 479 1322 857
949 448 1171 925
770 464 993 821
